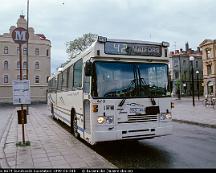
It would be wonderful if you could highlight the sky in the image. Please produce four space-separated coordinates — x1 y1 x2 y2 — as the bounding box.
0 0 216 73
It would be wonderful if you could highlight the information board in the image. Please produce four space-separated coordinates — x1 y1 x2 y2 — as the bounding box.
12 80 31 105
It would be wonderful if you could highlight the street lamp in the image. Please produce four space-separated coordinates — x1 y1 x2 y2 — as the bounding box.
196 70 200 100
189 56 195 106
183 83 187 95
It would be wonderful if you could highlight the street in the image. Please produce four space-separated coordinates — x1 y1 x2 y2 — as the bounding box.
92 121 216 168
0 104 216 168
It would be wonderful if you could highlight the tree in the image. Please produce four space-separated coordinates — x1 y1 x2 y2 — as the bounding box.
175 79 181 99
66 33 98 59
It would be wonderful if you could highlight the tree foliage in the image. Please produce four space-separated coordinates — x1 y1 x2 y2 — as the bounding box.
66 33 98 59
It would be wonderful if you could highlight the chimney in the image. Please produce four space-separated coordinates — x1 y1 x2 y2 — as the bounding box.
170 51 174 56
20 15 25 19
197 47 200 52
175 50 179 54
188 48 192 54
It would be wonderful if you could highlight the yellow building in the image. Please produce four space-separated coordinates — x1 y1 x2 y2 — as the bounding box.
0 15 51 103
199 39 216 97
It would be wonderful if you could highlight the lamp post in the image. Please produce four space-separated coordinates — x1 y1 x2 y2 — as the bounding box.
183 83 187 95
196 70 200 100
189 56 195 106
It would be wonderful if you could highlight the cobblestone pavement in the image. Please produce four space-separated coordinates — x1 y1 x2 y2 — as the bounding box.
0 105 116 169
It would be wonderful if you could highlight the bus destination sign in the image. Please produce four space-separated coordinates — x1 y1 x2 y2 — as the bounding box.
104 42 162 57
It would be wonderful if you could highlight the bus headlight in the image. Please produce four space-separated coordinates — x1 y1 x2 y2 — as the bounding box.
165 113 172 119
97 116 114 124
106 116 114 124
97 116 105 124
159 113 172 121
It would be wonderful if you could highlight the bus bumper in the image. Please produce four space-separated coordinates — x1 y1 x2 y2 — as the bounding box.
92 124 173 144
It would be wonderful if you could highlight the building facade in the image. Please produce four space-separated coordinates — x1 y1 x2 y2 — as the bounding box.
170 44 203 97
199 39 216 97
0 15 51 103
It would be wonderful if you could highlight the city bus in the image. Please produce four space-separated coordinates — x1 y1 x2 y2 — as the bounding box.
47 36 173 145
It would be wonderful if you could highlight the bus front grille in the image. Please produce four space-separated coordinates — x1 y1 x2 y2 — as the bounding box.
118 114 158 124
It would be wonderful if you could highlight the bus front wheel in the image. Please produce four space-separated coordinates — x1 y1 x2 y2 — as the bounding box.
73 115 79 138
71 110 79 138
51 104 55 120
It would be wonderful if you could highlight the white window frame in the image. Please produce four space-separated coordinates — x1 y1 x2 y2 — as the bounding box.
35 75 40 84
3 75 9 83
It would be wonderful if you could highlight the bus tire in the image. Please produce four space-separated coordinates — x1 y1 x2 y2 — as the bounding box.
51 104 55 120
71 109 79 138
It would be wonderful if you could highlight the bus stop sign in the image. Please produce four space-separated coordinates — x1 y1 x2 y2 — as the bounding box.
12 27 29 44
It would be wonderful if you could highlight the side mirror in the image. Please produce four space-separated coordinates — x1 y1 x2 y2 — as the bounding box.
84 60 93 76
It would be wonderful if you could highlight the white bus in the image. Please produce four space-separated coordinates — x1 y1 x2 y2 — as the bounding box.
48 36 173 145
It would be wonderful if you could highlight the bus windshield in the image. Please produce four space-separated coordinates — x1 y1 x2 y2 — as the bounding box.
93 61 170 98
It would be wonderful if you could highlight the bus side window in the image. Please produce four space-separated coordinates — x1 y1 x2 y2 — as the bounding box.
84 76 90 93
73 59 83 88
57 73 63 91
68 65 73 90
62 70 68 90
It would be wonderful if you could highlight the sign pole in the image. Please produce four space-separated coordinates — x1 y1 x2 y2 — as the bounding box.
26 0 29 115
19 43 25 144
12 27 30 146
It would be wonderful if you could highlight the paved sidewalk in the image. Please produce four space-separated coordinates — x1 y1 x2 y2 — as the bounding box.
172 97 216 128
0 105 116 169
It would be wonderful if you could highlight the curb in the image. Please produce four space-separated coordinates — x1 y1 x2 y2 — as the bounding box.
0 109 15 169
172 119 216 129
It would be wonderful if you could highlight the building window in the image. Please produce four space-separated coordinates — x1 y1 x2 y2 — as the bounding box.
4 61 8 70
17 61 20 69
35 62 40 69
23 61 27 69
206 49 211 59
17 75 20 80
35 76 40 83
4 46 8 54
23 48 27 55
207 81 214 95
174 59 178 67
46 49 49 56
23 75 27 80
174 72 179 79
183 60 186 66
4 75 8 83
207 65 212 75
195 61 198 68
183 71 187 80
35 48 39 56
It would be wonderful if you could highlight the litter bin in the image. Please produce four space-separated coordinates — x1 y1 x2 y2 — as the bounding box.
17 110 27 124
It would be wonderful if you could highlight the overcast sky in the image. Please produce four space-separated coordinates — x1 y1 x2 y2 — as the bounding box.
1 0 216 73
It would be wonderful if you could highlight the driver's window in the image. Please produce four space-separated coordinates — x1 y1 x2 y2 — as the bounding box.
84 76 90 93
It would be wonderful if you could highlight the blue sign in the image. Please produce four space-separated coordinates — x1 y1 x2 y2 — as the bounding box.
104 42 162 57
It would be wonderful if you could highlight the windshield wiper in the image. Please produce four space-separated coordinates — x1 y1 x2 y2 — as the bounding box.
118 98 126 107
